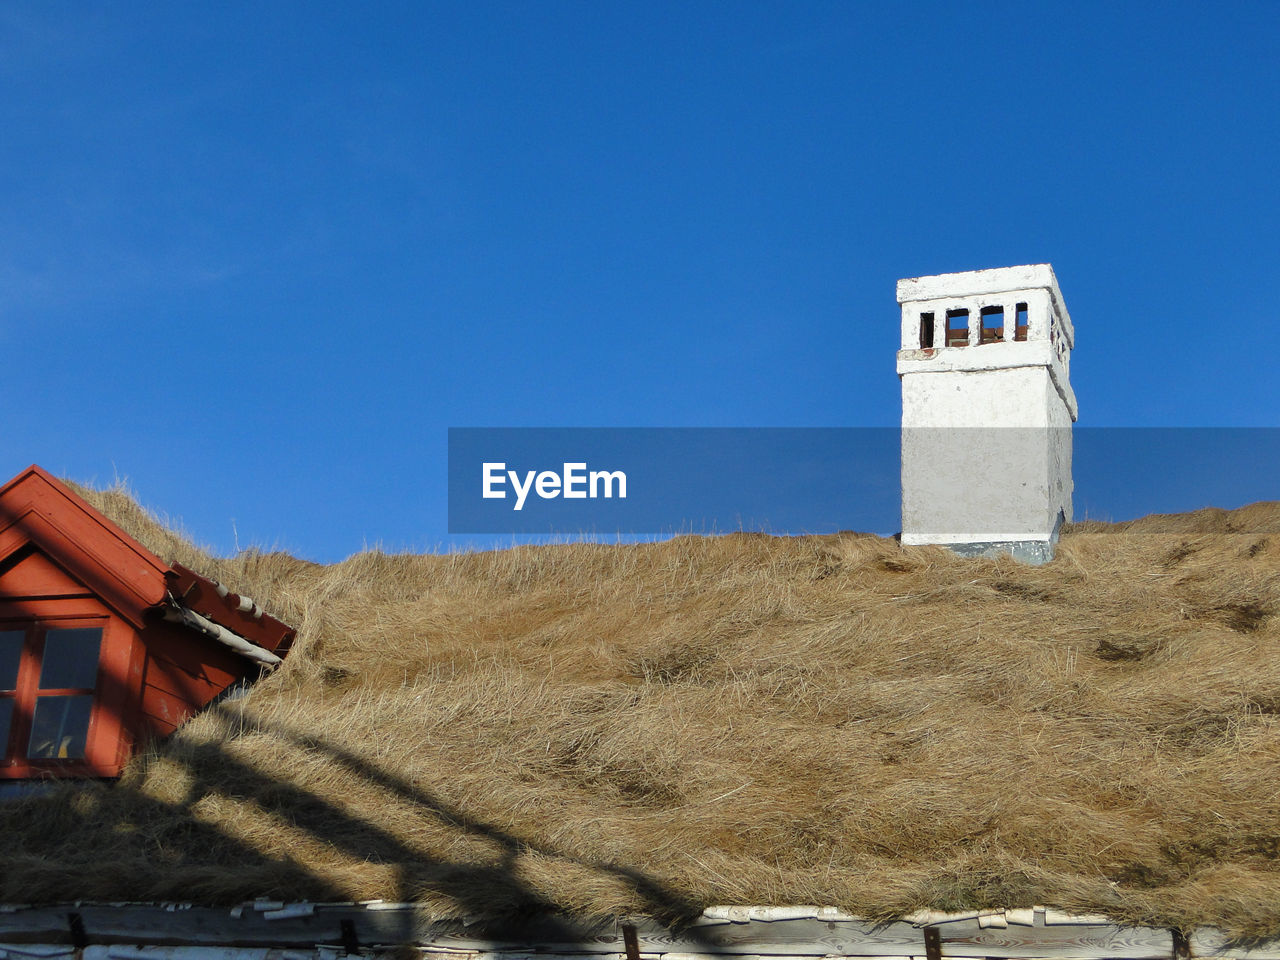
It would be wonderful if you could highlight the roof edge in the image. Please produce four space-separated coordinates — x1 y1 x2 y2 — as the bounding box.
896 264 1061 304
0 465 170 625
0 902 1270 956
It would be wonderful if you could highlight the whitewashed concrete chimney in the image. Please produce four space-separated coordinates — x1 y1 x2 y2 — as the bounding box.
897 264 1077 563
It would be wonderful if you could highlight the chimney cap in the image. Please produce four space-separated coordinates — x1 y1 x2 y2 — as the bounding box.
896 263 1062 304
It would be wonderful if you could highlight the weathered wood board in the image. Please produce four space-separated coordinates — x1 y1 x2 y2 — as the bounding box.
0 905 1277 959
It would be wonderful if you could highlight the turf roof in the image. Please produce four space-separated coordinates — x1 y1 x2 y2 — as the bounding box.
4 482 1280 937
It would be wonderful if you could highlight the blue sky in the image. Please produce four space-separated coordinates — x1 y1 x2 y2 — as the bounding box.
3 2 1277 561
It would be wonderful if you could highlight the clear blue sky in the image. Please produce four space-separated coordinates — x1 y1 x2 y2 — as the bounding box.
4 2 1277 561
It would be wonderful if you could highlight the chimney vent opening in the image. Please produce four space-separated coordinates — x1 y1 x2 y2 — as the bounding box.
919 312 935 349
945 309 970 347
1014 302 1029 341
980 305 1005 344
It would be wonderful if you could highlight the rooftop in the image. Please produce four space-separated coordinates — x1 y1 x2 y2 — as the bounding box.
4 482 1280 938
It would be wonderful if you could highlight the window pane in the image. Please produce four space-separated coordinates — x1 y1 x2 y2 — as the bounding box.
0 698 12 751
39 628 102 690
0 631 23 690
28 695 94 759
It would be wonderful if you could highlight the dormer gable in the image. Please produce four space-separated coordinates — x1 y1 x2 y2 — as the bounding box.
0 466 169 628
0 466 295 782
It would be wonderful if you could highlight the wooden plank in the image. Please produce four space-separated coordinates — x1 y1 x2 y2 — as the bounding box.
0 905 1210 960
0 907 616 952
83 948 273 960
139 632 248 718
0 599 113 621
629 919 925 956
638 917 1170 959
904 912 979 927
89 614 135 781
0 548 94 601
934 919 1170 959
1190 929 1280 960
168 564 294 655
1044 911 1114 926
140 684 190 733
142 658 201 701
147 639 241 693
0 910 917 954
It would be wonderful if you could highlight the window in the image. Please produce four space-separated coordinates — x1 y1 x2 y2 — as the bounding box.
918 312 935 349
0 622 102 766
945 309 970 347
980 306 1004 344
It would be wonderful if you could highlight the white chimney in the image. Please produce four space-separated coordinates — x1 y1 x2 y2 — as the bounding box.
896 264 1077 563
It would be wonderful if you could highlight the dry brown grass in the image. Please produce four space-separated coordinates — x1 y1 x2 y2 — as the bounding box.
5 484 1280 935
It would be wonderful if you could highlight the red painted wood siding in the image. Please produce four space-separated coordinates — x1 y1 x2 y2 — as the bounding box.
0 466 169 627
0 466 292 780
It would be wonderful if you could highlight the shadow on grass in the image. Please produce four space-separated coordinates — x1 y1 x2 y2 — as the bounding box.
0 698 712 943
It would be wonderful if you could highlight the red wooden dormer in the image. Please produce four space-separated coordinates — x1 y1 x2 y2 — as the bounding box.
0 465 294 781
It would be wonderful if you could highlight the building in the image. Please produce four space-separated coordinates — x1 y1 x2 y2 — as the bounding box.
3 370 1279 959
0 465 293 785
896 264 1077 563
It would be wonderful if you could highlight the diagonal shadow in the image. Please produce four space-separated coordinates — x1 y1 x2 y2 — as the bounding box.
197 700 708 929
1 692 717 943
0 491 717 942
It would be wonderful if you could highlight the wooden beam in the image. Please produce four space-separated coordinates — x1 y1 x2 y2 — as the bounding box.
923 927 941 960
622 924 640 960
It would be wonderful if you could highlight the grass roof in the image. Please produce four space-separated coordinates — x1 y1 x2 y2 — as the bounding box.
4 484 1280 936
